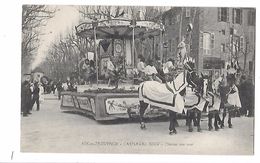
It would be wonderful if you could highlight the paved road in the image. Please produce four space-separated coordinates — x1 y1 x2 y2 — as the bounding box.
21 94 254 155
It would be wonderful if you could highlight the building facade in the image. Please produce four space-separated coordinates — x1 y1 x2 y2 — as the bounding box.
161 7 255 76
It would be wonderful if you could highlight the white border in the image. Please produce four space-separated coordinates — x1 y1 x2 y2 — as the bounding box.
0 0 259 162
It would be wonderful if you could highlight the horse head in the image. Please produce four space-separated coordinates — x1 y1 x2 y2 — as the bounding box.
197 73 214 97
183 57 200 89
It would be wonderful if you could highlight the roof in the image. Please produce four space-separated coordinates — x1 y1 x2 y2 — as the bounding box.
76 19 164 39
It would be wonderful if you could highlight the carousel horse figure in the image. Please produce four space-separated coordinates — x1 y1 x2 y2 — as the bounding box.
138 57 200 135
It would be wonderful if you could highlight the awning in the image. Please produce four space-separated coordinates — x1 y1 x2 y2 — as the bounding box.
203 57 225 69
75 19 164 39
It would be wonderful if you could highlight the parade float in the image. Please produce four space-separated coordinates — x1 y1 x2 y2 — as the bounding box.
60 19 167 121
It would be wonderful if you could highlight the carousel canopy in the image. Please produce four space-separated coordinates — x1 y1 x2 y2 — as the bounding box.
75 19 164 39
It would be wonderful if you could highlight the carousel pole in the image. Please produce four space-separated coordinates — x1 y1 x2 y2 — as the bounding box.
159 22 164 63
132 27 135 66
93 21 98 86
131 19 136 66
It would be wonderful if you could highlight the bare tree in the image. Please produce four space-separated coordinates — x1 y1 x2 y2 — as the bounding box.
22 6 55 59
22 5 55 31
78 6 126 21
21 5 55 75
44 31 88 80
226 36 252 71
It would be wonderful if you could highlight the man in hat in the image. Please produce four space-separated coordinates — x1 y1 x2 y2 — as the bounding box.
21 80 32 116
31 82 40 111
56 79 63 100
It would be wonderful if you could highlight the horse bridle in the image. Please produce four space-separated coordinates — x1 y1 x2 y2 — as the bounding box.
187 70 198 88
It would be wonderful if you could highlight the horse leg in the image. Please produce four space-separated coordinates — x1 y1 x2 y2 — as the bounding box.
187 110 193 132
191 110 198 132
216 112 222 126
214 111 220 131
197 110 202 132
193 111 198 127
208 112 213 131
221 108 227 128
228 109 233 128
139 101 148 129
169 111 177 135
175 118 180 127
185 116 189 126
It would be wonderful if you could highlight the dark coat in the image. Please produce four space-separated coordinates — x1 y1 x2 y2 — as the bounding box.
32 85 40 98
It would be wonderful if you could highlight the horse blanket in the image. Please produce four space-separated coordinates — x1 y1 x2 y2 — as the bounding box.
184 87 206 113
139 72 188 113
207 92 221 112
227 85 241 108
184 87 221 113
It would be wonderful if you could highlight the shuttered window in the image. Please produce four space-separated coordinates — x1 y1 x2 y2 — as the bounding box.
248 10 256 26
218 8 229 22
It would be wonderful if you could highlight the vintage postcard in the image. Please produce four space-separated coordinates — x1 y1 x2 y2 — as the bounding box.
17 2 258 161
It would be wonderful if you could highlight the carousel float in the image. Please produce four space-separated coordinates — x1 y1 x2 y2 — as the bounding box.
60 18 168 121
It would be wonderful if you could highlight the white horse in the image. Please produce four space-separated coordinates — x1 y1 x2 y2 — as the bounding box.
138 57 200 135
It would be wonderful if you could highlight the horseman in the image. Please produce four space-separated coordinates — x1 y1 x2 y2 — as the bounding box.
177 36 187 66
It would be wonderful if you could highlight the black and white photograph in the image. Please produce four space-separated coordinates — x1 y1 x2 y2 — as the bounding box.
0 0 259 162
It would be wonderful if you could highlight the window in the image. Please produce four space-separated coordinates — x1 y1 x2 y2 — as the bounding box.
218 8 229 22
171 17 175 25
176 14 180 22
169 39 172 52
240 36 244 51
230 28 233 35
221 29 226 35
203 33 211 55
171 39 175 52
202 32 215 55
233 8 242 24
168 17 172 25
249 61 253 72
248 10 255 26
221 43 226 53
199 32 203 49
176 37 179 44
210 33 215 49
186 8 191 17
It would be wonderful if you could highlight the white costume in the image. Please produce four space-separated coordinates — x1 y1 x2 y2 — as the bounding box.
163 61 174 74
39 84 44 103
144 65 158 75
137 61 145 73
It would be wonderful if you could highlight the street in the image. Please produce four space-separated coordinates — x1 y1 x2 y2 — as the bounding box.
21 94 254 155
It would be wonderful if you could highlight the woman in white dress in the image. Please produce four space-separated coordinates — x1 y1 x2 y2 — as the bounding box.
144 59 162 83
39 82 44 103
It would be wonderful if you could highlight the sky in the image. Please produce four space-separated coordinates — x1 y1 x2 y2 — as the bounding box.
31 5 80 70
